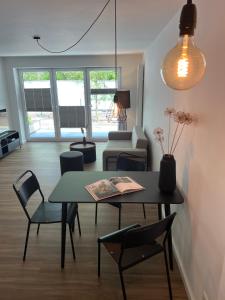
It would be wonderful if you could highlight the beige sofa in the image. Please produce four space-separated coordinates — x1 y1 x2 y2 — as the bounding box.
103 126 148 170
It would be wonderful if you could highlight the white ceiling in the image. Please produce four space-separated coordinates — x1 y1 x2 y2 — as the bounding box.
0 0 180 56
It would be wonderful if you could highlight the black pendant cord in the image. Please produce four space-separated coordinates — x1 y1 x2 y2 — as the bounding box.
34 0 111 54
114 0 118 90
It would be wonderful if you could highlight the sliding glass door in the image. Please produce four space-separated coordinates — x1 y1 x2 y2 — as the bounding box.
20 68 119 141
89 69 118 139
22 71 56 139
55 70 86 139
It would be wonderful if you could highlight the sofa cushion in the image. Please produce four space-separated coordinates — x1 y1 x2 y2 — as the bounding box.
108 131 132 140
103 126 148 170
132 126 148 149
106 140 132 149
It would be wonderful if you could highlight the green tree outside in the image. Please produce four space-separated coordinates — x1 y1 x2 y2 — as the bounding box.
23 70 117 83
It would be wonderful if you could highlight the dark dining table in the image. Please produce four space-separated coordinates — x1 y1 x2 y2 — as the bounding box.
48 171 184 269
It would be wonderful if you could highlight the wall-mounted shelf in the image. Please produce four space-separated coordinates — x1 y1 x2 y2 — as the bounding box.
0 130 20 158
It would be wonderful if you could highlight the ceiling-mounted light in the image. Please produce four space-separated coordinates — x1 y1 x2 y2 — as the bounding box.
161 0 206 90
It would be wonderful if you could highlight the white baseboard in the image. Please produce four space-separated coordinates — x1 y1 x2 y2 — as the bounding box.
173 240 195 300
161 208 195 299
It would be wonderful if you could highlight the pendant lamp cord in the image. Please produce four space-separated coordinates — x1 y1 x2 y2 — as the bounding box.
34 0 111 54
114 0 118 89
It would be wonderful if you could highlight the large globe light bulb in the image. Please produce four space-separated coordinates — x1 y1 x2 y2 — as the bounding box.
161 0 206 90
161 34 206 90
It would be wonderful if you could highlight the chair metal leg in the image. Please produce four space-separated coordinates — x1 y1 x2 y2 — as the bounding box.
163 247 173 300
71 221 75 233
164 204 173 270
61 202 68 269
98 241 101 277
119 268 127 300
36 223 40 235
23 222 31 261
95 203 98 225
142 204 146 219
158 204 162 220
118 206 121 229
71 203 76 232
68 225 76 260
77 211 81 236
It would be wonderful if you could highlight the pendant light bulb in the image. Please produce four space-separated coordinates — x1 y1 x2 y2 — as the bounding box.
161 34 206 90
161 0 206 90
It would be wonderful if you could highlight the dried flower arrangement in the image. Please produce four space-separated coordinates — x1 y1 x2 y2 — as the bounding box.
154 108 193 155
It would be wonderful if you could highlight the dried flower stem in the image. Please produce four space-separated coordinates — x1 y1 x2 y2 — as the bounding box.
159 138 165 155
171 124 185 154
168 116 171 153
154 108 192 156
170 122 179 154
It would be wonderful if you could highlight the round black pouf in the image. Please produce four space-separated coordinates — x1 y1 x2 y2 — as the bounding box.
70 142 96 163
60 151 84 175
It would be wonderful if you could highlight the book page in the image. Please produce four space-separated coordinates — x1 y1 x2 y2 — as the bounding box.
109 177 144 194
85 179 120 201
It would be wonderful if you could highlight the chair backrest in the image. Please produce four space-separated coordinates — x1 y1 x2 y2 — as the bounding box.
116 152 146 171
13 170 44 219
123 213 176 249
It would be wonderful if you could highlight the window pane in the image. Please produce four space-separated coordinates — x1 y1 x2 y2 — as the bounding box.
22 71 55 138
55 71 85 138
91 94 118 139
90 70 117 89
23 72 50 88
27 112 55 138
56 71 85 106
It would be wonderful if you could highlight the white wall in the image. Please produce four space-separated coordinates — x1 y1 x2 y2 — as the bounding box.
3 54 143 141
143 0 225 299
0 58 8 110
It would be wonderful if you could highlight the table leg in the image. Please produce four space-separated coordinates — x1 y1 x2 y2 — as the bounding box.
164 204 173 270
61 202 67 269
158 204 162 220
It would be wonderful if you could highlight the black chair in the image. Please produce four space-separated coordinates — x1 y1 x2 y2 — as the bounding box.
95 152 147 229
60 154 82 236
98 213 176 300
13 170 79 261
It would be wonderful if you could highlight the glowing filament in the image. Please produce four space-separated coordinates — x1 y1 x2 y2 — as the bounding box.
177 58 189 77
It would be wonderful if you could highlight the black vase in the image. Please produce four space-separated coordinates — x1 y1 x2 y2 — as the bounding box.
158 154 176 194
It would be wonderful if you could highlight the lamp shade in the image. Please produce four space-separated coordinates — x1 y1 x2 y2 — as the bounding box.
114 90 130 108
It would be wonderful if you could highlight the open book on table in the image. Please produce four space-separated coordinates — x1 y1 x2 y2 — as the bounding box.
85 176 144 201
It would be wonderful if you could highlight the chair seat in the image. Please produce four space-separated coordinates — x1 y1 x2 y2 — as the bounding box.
31 202 62 223
31 202 78 224
104 241 163 270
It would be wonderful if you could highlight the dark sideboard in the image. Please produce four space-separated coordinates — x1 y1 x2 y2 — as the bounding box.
0 130 20 158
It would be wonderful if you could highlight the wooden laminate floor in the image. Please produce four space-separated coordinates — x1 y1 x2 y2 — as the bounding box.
0 142 187 300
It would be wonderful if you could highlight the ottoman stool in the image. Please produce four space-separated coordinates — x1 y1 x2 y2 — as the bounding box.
70 142 96 163
60 151 84 175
